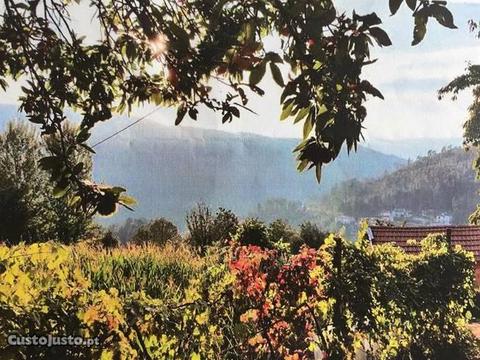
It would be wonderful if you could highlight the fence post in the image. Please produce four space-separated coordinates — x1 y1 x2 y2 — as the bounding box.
446 228 452 248
331 236 346 358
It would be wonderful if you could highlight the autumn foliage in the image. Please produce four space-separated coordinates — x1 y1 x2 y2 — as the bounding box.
0 232 478 359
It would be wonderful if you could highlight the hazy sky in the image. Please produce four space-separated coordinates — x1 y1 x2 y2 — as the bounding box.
1 0 479 142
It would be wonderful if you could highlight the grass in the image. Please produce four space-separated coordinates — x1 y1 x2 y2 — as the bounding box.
73 241 209 300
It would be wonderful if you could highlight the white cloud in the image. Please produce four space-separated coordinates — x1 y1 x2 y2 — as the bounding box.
365 46 480 86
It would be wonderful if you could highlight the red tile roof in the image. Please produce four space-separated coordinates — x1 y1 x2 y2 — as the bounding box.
369 225 480 261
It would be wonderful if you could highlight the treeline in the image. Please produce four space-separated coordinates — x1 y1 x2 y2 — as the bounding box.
0 121 328 251
325 147 478 223
108 203 328 255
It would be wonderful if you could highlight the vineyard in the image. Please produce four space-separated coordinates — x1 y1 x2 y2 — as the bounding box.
0 230 478 359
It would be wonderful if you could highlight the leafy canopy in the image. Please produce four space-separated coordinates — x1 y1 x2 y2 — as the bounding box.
439 20 480 223
0 121 93 244
0 0 456 216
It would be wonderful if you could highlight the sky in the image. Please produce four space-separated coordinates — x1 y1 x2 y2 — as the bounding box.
0 0 479 145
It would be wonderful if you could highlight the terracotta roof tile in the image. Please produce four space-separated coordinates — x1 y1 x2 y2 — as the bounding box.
369 225 480 261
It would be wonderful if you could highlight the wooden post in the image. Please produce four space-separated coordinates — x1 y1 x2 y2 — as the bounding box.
332 236 346 358
446 228 452 248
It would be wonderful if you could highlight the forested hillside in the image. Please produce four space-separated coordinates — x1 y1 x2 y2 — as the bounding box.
91 118 405 225
325 147 478 223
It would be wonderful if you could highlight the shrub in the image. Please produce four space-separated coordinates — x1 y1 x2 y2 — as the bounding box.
99 231 119 248
131 217 179 246
235 218 270 248
266 219 300 254
0 234 477 359
212 207 239 245
299 221 327 249
185 203 238 252
229 235 479 359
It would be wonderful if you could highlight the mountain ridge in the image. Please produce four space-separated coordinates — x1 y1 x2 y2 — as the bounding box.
89 118 406 225
323 147 478 225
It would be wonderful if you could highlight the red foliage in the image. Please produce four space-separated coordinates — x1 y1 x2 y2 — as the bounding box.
229 245 327 359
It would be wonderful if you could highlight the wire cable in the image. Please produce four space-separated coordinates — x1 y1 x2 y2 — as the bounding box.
91 106 162 148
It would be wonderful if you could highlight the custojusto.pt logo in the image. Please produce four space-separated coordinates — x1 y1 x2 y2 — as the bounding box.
8 334 99 347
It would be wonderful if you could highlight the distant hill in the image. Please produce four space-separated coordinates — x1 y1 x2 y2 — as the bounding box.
324 147 478 224
0 104 406 226
90 119 405 225
364 137 464 160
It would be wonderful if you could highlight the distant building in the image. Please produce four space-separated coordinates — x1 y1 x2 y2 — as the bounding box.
409 216 430 225
335 215 356 225
377 209 411 222
434 213 453 225
391 208 411 218
378 211 393 222
368 225 480 284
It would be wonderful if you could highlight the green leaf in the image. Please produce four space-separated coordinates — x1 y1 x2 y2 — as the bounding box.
430 5 457 29
369 27 392 47
360 80 385 99
265 52 283 64
412 15 428 46
188 108 198 120
303 113 314 139
76 128 91 143
249 61 266 86
389 0 403 15
79 143 96 154
280 82 295 103
354 12 382 27
280 101 294 121
293 106 310 124
315 164 322 183
297 159 309 172
270 63 284 87
175 104 187 125
230 107 240 118
406 0 417 11
119 194 136 206
52 185 69 198
39 156 59 170
293 138 310 153
222 113 232 123
119 194 137 210
110 186 127 195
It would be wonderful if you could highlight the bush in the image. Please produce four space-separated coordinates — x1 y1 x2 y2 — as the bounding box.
0 242 224 359
212 207 239 244
299 221 327 249
131 217 179 246
0 234 477 359
185 203 238 252
99 231 119 248
235 218 270 248
266 219 300 254
229 235 479 359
